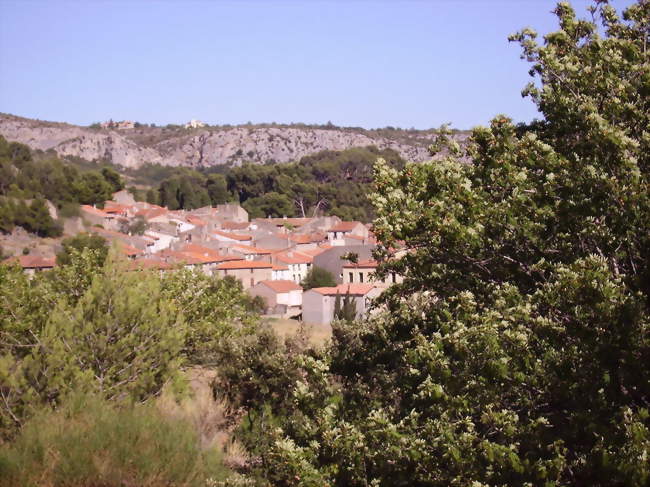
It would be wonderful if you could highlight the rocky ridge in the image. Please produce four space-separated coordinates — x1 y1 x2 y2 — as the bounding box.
0 113 467 169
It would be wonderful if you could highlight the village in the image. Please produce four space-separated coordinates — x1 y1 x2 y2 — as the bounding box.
4 189 403 326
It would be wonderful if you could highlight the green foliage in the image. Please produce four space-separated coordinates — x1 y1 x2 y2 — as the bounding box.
301 266 336 290
213 2 650 485
101 166 124 192
1 248 261 441
242 191 294 218
0 393 229 487
0 135 121 234
333 291 356 323
161 271 260 364
56 232 108 266
119 214 147 235
150 146 404 220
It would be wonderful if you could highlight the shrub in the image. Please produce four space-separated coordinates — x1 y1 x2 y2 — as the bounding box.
0 393 230 487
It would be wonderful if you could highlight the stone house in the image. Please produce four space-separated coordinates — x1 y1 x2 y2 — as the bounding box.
342 260 403 289
215 260 273 289
312 245 376 283
2 255 56 276
249 280 303 317
326 221 369 246
302 284 381 325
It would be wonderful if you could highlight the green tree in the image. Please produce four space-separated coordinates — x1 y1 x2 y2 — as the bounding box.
56 233 109 267
243 191 295 219
301 266 336 290
334 291 356 323
26 198 62 237
101 167 124 193
206 173 230 205
215 2 650 485
160 271 259 363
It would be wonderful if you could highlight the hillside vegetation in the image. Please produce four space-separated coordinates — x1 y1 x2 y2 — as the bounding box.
0 136 123 237
149 146 406 222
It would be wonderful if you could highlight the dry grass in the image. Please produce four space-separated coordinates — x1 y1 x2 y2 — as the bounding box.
265 317 332 347
156 367 248 470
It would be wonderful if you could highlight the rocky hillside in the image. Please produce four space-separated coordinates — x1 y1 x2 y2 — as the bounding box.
0 113 468 169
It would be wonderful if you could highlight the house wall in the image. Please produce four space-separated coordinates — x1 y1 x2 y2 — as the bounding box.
278 289 302 307
217 267 272 289
303 291 331 325
313 245 376 283
342 268 403 288
249 284 278 308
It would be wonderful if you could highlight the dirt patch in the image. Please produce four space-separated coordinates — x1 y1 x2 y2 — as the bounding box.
265 317 332 347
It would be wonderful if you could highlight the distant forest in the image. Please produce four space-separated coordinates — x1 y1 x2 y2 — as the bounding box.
136 146 406 222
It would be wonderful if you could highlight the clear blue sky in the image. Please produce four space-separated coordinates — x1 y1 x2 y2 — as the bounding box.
0 0 634 129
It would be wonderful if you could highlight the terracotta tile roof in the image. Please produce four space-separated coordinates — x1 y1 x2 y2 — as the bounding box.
221 221 250 230
156 250 206 265
274 250 313 264
3 255 56 269
310 283 376 296
217 260 273 270
231 244 273 255
103 203 132 214
329 221 363 232
179 243 221 257
258 280 303 293
299 245 331 257
119 243 143 257
186 216 207 226
342 259 378 269
135 208 169 220
81 205 108 217
272 264 289 270
212 229 252 241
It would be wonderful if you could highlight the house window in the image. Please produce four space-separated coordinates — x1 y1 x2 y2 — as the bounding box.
391 272 396 283
250 278 254 287
349 272 354 283
359 272 364 283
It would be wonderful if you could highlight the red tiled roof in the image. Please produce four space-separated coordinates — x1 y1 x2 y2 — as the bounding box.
212 229 252 241
299 245 331 257
3 255 56 269
156 250 206 265
272 264 289 270
186 216 207 226
221 221 250 230
231 244 273 255
310 283 376 296
81 205 108 217
342 259 378 269
135 208 168 220
274 250 312 264
217 260 273 270
329 221 362 232
258 280 302 293
119 243 143 257
103 203 132 213
345 234 366 241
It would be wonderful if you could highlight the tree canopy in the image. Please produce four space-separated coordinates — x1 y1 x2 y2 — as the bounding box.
214 2 650 485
